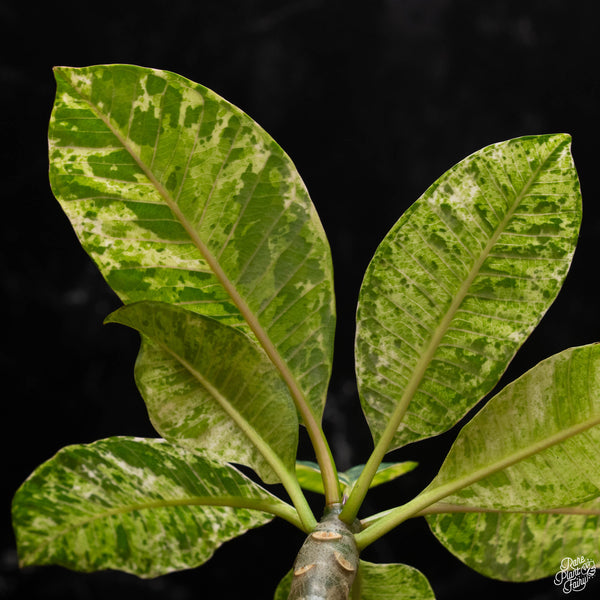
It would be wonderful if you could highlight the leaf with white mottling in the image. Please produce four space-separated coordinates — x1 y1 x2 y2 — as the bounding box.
426 497 600 582
273 561 436 599
356 134 581 450
12 437 295 578
273 568 294 599
106 301 298 484
423 344 600 511
49 64 335 421
356 344 600 551
356 561 436 600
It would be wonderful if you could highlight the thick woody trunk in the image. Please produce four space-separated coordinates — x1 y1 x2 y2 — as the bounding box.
288 504 361 600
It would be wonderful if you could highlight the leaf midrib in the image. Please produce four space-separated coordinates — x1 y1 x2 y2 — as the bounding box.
386 150 554 442
354 409 600 548
344 143 563 525
24 494 295 565
153 335 292 483
425 413 600 507
55 68 338 505
418 501 600 517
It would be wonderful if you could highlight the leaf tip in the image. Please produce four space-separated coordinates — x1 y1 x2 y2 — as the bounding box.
103 304 137 328
102 310 120 326
552 131 573 146
52 65 72 79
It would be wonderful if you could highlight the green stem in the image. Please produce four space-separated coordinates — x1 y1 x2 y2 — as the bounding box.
159 349 317 531
415 502 600 517
354 487 442 550
355 410 600 548
185 496 307 530
340 413 404 524
342 152 550 525
278 470 317 531
358 500 600 550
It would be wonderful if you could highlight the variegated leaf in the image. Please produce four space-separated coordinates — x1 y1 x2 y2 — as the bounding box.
426 498 600 582
424 344 600 510
12 437 293 578
356 134 581 450
353 344 600 551
106 301 298 484
356 561 436 600
274 560 436 599
49 64 335 421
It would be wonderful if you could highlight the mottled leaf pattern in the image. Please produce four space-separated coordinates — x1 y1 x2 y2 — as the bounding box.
296 461 417 496
12 437 289 578
274 561 435 599
49 64 335 420
106 302 298 484
426 498 600 581
273 568 294 599
425 344 600 510
356 134 581 449
356 561 436 600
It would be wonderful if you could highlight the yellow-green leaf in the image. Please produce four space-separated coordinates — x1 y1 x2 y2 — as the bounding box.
49 64 335 422
12 437 294 578
106 301 298 484
426 498 600 582
356 134 581 451
296 461 417 496
426 344 600 511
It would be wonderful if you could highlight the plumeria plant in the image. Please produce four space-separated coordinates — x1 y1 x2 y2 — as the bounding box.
12 64 600 600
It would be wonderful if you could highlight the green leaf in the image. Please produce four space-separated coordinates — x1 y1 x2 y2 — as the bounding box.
273 569 294 600
106 301 298 485
344 462 419 494
296 461 417 496
356 561 436 600
49 64 335 421
426 497 600 582
273 561 436 599
354 343 600 550
12 437 295 578
418 343 600 581
295 461 326 494
424 343 600 510
355 134 581 450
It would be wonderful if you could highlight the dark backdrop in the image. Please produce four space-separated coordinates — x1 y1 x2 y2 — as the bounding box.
2 1 600 598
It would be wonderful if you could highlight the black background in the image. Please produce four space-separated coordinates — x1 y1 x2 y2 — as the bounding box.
2 1 600 598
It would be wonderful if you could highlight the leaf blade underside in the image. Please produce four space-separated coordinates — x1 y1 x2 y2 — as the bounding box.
426 498 600 581
12 437 290 578
426 344 600 510
355 134 581 450
49 64 335 421
106 301 298 484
